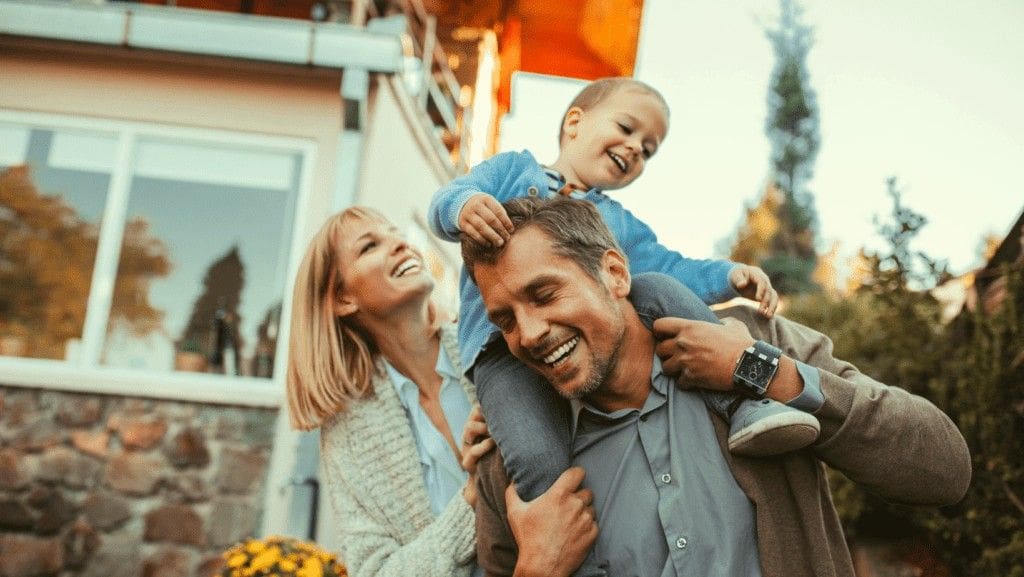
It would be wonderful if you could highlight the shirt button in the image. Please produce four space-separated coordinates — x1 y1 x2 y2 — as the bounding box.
676 536 688 549
527 186 539 196
660 473 672 484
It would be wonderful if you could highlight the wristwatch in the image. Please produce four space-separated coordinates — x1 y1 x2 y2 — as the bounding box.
732 340 782 399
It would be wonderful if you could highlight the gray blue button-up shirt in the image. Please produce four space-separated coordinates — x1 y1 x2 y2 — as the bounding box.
571 357 763 577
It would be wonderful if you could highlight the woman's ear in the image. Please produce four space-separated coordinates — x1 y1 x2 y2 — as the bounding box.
333 294 359 318
562 107 584 140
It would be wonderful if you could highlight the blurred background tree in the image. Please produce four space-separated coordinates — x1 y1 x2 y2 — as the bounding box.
179 245 245 371
731 0 821 295
785 179 1024 575
0 165 170 359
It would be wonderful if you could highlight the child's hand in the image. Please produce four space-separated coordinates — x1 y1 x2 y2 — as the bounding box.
459 193 514 247
729 264 778 318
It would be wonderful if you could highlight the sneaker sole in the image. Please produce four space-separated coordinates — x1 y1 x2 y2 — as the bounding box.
728 412 820 457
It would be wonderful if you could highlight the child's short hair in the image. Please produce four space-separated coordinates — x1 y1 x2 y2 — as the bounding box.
557 77 669 146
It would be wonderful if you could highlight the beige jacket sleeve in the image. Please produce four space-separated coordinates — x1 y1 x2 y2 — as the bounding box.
320 406 477 577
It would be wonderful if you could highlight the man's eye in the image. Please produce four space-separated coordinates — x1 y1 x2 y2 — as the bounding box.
493 316 515 332
535 291 555 304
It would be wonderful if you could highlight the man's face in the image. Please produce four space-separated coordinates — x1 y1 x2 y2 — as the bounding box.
474 226 630 399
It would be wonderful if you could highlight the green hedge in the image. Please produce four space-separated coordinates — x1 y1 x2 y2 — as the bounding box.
784 264 1024 576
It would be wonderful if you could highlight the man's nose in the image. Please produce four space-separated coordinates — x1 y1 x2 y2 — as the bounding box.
517 313 549 351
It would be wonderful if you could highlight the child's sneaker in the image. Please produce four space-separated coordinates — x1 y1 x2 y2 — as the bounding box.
704 393 820 457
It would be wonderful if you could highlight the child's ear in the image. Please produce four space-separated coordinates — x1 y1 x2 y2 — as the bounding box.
562 107 584 139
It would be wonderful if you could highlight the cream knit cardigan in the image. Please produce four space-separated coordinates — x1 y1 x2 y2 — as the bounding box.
320 324 479 577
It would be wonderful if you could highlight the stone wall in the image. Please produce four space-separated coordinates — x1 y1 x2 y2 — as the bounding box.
0 386 280 577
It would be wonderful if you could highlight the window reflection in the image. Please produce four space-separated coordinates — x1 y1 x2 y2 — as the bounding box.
1 119 303 380
102 137 298 378
0 126 115 360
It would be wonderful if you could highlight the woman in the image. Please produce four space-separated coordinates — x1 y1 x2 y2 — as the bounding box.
287 206 494 577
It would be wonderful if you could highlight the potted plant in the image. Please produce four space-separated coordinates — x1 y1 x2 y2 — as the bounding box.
219 536 347 577
174 336 207 373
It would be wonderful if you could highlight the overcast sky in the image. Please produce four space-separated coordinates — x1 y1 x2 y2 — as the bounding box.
499 0 1023 282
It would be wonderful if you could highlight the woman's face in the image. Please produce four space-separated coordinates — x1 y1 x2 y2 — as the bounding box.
333 215 434 319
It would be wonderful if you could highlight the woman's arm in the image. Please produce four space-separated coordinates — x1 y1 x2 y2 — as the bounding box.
320 421 477 577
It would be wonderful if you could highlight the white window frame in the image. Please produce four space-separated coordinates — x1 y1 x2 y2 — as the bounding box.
0 109 316 407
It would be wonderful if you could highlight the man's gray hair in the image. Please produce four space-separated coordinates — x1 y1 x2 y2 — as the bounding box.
462 196 626 283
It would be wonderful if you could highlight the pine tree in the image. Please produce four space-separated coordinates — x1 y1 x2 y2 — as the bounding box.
733 0 821 294
179 245 246 365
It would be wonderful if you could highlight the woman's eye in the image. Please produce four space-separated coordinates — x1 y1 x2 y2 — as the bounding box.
359 241 376 255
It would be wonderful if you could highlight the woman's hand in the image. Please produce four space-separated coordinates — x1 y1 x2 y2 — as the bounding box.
460 404 496 508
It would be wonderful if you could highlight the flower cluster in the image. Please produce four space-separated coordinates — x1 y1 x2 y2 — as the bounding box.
219 536 348 577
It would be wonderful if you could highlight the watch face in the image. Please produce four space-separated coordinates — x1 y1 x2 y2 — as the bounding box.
737 354 766 383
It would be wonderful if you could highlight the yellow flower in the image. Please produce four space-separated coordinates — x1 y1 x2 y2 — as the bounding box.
226 554 248 569
251 546 282 572
219 537 344 577
296 557 323 577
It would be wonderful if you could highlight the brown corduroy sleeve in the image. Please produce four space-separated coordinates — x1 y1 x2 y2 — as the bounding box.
474 447 519 577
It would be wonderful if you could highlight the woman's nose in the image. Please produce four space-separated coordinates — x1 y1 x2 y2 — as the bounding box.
388 234 409 254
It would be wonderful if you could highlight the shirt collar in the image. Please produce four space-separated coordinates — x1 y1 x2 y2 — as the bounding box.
385 344 458 409
542 166 600 199
568 355 667 438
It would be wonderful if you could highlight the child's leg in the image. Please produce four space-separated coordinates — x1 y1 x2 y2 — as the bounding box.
472 338 572 501
473 339 606 577
630 272 819 456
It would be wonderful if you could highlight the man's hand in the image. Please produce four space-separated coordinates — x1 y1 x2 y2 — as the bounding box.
460 404 495 509
459 193 514 247
652 317 754 391
729 264 778 319
507 467 597 577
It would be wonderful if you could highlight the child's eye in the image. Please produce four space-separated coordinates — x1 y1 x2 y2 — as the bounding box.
643 147 655 159
617 122 633 135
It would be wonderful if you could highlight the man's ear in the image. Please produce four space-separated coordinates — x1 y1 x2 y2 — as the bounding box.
562 107 584 140
332 294 359 318
601 249 631 298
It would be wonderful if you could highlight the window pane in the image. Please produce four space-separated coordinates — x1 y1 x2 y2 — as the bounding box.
101 136 299 378
0 124 115 360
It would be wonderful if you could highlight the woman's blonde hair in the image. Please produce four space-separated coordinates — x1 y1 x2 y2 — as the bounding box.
286 206 388 430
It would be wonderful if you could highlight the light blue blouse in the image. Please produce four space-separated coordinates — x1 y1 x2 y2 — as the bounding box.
385 350 472 516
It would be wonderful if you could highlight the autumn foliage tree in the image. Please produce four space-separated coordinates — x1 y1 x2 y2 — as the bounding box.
0 165 170 358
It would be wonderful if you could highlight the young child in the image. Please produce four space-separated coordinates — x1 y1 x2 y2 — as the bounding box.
429 78 822 569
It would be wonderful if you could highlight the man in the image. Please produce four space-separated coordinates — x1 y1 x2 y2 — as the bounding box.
462 196 970 577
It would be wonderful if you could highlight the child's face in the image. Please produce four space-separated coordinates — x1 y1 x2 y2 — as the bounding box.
558 87 669 191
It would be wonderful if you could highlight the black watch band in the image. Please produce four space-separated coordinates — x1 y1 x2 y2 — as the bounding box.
732 340 782 399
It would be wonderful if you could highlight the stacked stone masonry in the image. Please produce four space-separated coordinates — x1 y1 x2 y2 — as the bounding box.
0 386 278 577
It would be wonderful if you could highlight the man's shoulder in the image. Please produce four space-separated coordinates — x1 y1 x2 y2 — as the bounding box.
715 304 828 353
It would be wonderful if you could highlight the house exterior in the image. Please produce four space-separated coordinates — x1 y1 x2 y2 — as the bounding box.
0 1 642 575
